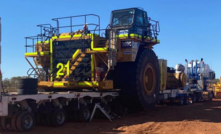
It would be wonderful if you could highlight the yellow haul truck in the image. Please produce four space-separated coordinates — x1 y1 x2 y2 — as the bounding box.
0 8 161 132
0 9 215 132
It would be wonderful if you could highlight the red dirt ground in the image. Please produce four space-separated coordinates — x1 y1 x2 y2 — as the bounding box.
1 99 221 134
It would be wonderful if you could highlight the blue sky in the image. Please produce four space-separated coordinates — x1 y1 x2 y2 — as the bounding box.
0 0 220 79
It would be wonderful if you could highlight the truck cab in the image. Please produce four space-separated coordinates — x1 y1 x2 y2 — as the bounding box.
109 8 156 41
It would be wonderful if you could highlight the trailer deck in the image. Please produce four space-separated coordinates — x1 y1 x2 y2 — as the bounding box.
0 91 119 117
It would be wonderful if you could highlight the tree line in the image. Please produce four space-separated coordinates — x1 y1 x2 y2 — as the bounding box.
2 76 27 92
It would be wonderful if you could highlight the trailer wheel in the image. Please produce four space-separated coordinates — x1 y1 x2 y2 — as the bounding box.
50 109 66 127
191 93 196 103
46 112 53 126
35 113 42 125
196 93 202 103
16 112 35 132
11 112 21 131
0 117 13 131
209 92 213 101
78 105 91 122
177 97 184 106
183 96 189 105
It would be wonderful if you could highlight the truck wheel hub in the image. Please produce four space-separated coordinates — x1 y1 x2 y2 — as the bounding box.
143 63 156 95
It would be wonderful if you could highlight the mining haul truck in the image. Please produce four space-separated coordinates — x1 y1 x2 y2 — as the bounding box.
0 8 161 132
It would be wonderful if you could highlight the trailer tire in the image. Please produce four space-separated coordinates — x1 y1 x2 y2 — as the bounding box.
183 96 189 105
196 93 202 103
177 97 184 106
0 117 13 131
192 93 196 103
46 112 52 126
209 92 213 101
50 109 66 127
116 48 160 111
78 105 91 122
11 112 21 131
16 112 35 132
35 113 41 125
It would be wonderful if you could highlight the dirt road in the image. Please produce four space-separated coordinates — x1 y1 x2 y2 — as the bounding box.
1 99 221 134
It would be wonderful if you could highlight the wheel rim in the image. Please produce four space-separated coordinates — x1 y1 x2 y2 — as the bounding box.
83 109 90 120
6 122 12 130
22 115 33 129
56 112 65 124
143 63 156 95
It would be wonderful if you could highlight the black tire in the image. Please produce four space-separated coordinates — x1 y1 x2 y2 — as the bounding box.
35 113 42 125
18 84 38 89
116 49 160 111
17 88 38 95
18 78 38 85
209 92 213 101
11 112 21 131
17 78 38 95
50 109 66 127
0 117 13 131
73 110 80 121
192 93 196 103
16 112 35 132
189 78 197 84
46 112 52 126
196 93 202 103
78 105 91 122
177 97 184 106
183 96 189 105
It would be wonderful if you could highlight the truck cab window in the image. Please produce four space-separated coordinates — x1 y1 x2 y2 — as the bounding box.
112 10 134 27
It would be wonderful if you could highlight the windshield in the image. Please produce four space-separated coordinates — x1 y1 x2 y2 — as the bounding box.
111 10 134 27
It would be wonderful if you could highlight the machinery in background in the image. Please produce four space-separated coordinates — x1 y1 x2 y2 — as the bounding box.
184 58 215 102
157 58 215 105
213 77 221 98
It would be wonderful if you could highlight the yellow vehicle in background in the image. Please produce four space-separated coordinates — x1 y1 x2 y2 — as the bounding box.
213 77 221 98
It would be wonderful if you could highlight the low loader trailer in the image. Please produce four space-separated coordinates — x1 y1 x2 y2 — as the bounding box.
0 8 216 132
0 8 161 132
157 59 215 106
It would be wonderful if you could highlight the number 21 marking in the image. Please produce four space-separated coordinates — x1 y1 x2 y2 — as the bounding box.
56 61 70 78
